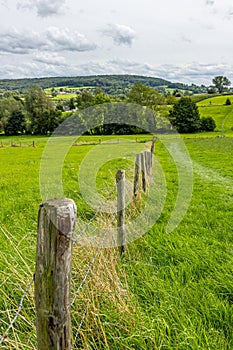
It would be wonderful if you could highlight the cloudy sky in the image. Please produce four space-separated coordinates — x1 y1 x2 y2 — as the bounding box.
0 0 233 85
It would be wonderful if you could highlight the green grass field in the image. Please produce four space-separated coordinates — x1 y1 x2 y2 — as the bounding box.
197 94 233 106
0 114 233 348
197 96 233 135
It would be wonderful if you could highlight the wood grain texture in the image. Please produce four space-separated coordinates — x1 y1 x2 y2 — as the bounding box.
35 198 76 350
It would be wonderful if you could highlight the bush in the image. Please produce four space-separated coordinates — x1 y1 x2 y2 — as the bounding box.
201 117 216 131
225 98 232 105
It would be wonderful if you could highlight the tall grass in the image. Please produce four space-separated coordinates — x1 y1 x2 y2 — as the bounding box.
0 134 233 349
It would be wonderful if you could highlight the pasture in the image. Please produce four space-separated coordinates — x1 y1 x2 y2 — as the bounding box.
0 113 233 348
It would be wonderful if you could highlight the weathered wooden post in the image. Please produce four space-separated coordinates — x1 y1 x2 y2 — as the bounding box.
116 170 126 254
34 198 77 350
144 151 152 177
151 137 156 154
141 152 147 193
133 154 141 197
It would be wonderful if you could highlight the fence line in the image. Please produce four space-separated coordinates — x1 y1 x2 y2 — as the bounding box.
72 187 116 244
70 221 112 308
1 138 155 348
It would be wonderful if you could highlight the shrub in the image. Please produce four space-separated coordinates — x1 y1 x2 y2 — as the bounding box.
201 117 216 131
225 98 232 105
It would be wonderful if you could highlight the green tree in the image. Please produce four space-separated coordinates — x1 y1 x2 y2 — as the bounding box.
200 117 216 131
25 85 61 134
93 92 112 105
212 76 231 93
169 97 201 133
225 98 232 105
5 109 26 135
68 98 76 110
0 97 23 133
128 82 165 108
76 90 94 109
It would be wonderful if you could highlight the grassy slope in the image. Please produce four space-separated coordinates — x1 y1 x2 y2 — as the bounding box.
0 130 233 347
197 96 233 135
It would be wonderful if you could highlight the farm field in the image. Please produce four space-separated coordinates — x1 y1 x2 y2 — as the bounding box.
0 101 233 349
0 128 233 349
197 96 233 136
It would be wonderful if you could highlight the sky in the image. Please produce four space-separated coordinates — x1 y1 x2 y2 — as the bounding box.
0 0 233 85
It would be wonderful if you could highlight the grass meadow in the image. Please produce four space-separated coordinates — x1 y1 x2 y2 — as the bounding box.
0 104 233 349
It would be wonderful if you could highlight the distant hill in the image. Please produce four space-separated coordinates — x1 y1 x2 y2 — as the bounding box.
0 74 206 96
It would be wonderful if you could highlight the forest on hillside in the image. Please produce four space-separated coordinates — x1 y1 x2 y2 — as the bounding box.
0 74 206 96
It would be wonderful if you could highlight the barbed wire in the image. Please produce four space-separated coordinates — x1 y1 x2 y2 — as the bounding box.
70 307 87 350
0 275 34 346
0 159 144 347
70 212 116 308
72 187 117 244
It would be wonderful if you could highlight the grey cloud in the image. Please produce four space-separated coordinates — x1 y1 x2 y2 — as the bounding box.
101 24 136 46
0 29 47 54
0 59 232 85
17 0 66 17
180 35 193 44
77 60 233 85
206 0 215 6
225 8 233 20
0 27 96 54
33 52 66 66
46 27 97 52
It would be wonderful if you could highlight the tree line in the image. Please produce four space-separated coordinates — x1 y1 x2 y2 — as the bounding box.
0 81 221 136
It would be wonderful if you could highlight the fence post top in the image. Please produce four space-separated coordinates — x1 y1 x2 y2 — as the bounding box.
116 169 125 181
39 198 76 209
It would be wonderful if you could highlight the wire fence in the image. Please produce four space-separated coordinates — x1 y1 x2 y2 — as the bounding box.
0 141 155 348
0 276 34 346
0 188 117 349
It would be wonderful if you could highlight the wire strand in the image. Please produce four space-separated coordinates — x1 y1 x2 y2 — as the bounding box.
0 276 34 345
70 307 87 350
72 187 116 244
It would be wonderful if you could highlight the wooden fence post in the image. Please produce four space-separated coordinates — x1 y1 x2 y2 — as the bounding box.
144 151 152 177
34 198 77 350
133 154 141 197
151 137 156 154
141 153 147 193
116 170 126 254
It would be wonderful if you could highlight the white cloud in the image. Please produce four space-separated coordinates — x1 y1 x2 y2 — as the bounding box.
76 60 233 85
101 24 136 46
46 27 97 52
0 27 96 54
33 52 66 65
0 28 46 54
17 0 66 17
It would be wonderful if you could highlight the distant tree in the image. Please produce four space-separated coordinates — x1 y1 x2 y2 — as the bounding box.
5 109 26 135
212 76 231 93
51 87 57 97
25 85 61 134
93 92 112 105
166 95 177 105
169 97 201 133
0 96 23 133
172 89 183 97
68 98 76 110
200 117 216 131
225 98 232 105
128 82 165 108
207 86 217 94
76 90 94 109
